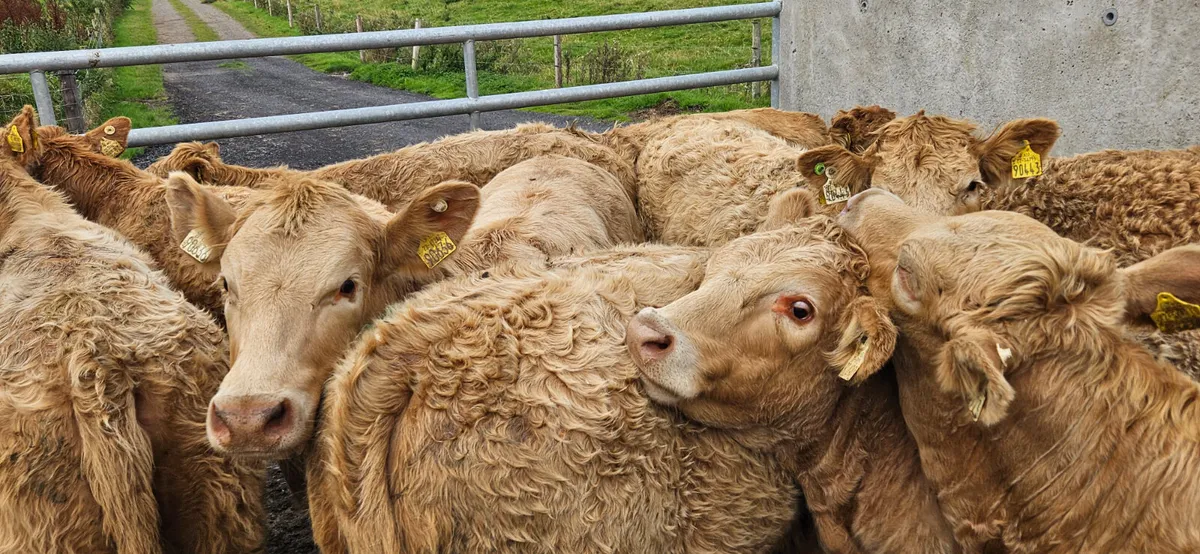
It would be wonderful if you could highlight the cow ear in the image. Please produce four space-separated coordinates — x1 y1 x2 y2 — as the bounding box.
1119 244 1200 326
829 105 897 153
203 141 221 157
83 116 131 157
164 171 237 267
759 188 818 231
976 118 1060 189
378 180 480 276
937 327 1016 426
3 105 40 165
827 296 897 384
796 145 873 198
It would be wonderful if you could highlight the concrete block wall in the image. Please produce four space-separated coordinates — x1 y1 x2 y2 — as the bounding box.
777 0 1199 155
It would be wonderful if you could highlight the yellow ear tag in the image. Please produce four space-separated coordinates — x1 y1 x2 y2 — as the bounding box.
7 125 24 153
819 166 851 206
417 231 456 269
1011 140 1043 179
99 137 124 158
837 336 870 381
180 229 214 263
1150 292 1200 334
104 125 116 135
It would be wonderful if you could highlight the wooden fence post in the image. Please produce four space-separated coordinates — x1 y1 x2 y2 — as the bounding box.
253 0 258 10
553 35 563 88
58 71 85 133
286 0 293 27
411 19 422 70
267 0 273 16
751 19 762 98
357 15 365 61
315 4 322 32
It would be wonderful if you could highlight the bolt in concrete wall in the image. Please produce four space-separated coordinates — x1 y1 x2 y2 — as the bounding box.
779 0 1199 155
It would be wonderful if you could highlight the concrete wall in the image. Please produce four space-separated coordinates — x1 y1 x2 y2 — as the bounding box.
778 0 1199 155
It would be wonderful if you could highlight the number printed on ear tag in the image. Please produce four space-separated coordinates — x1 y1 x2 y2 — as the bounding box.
180 229 213 263
417 232 456 269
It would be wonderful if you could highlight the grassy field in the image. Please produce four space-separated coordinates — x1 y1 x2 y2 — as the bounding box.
213 0 771 120
95 0 177 157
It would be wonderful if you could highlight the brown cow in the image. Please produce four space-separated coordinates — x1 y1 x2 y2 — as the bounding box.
305 242 812 554
795 111 1200 265
839 188 1200 553
166 155 640 459
0 108 264 553
625 213 956 554
9 110 253 317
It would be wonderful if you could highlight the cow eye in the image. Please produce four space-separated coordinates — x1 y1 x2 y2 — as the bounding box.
790 300 814 323
221 277 228 292
339 279 356 296
966 179 983 193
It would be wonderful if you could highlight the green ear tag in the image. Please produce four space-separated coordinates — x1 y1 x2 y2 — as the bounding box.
814 162 826 176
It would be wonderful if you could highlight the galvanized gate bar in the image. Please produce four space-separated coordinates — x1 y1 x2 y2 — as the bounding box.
0 2 781 73
127 65 778 146
28 71 56 126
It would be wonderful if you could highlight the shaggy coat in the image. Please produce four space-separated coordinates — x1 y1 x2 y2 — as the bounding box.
827 105 897 153
797 112 1200 264
437 154 644 275
306 243 805 554
165 158 639 459
599 108 831 168
146 122 638 211
0 128 263 552
841 190 1200 553
14 114 253 317
625 218 955 554
634 117 836 246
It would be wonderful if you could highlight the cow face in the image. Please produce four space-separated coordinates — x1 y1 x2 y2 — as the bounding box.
797 113 1060 216
838 188 1129 425
166 173 479 459
625 219 895 435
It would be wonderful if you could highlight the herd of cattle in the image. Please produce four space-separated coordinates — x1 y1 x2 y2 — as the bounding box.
1 102 1198 553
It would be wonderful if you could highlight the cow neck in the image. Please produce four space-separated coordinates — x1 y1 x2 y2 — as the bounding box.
38 141 153 224
790 371 940 546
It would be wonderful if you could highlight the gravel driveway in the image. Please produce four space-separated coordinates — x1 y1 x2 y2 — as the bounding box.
133 0 608 169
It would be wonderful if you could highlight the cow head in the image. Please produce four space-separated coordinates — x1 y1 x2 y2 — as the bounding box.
625 216 895 440
797 112 1060 215
166 173 480 459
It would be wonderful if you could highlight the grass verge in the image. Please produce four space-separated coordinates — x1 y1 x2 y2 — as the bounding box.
168 0 223 42
97 0 178 157
212 0 768 121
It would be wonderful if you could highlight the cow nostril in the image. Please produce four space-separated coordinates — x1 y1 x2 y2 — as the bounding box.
647 335 673 351
262 400 292 435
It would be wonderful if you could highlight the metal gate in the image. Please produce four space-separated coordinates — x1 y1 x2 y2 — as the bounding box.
0 1 782 147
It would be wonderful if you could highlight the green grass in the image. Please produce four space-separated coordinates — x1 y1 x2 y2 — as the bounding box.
212 0 770 120
97 0 177 157
168 0 223 42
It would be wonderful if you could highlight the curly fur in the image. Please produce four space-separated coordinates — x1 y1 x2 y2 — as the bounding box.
15 117 254 318
846 201 1200 553
307 245 803 553
598 108 830 171
0 156 264 553
146 123 639 211
634 117 832 246
439 155 644 275
982 147 1200 266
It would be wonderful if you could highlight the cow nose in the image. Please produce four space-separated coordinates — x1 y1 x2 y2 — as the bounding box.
207 395 294 452
627 309 676 366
